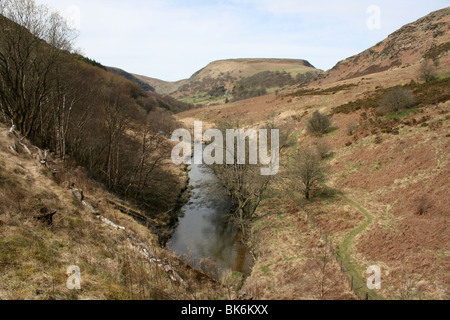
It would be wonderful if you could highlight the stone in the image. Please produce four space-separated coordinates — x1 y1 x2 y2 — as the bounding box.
33 208 57 225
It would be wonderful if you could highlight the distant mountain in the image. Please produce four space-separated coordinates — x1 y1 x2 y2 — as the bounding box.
106 66 156 92
132 74 189 96
322 7 450 83
134 58 321 105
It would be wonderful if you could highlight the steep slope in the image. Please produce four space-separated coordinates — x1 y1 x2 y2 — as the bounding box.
0 125 228 300
322 7 450 84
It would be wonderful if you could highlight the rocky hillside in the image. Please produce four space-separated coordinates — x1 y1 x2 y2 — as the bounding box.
322 7 450 84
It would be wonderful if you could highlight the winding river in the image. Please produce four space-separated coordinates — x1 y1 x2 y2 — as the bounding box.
167 164 253 278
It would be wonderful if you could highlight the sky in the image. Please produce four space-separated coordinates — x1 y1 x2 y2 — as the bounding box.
34 0 449 81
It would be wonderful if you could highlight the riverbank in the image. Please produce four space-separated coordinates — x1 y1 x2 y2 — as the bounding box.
167 164 254 281
0 125 232 300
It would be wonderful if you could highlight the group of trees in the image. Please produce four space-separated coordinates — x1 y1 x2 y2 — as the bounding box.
231 70 320 102
0 0 181 213
231 85 267 101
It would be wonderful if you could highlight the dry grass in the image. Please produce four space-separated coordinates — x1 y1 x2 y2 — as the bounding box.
175 29 450 300
0 125 230 300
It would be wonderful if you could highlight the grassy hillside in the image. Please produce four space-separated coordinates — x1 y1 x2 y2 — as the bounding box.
176 9 450 298
135 58 321 106
0 125 233 300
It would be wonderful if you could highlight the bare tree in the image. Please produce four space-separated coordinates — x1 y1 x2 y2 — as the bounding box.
419 59 437 83
0 0 76 140
311 245 332 299
212 122 276 229
315 140 332 159
378 87 416 115
291 147 328 200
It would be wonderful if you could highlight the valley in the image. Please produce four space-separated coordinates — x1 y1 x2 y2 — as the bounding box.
0 1 449 301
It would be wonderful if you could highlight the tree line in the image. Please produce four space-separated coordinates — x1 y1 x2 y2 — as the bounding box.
231 70 319 101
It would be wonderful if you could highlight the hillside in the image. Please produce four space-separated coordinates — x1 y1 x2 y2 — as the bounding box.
132 74 189 96
0 125 230 300
322 7 450 84
1 0 449 302
107 66 156 92
177 8 450 300
135 58 321 105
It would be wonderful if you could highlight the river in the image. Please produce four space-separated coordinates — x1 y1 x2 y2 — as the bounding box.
167 164 253 278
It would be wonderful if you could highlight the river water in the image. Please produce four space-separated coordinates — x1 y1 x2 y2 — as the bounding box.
167 164 253 278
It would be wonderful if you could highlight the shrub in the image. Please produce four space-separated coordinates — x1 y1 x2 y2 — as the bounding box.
315 140 332 159
346 122 358 136
378 88 416 115
307 111 332 136
416 196 432 216
419 60 437 83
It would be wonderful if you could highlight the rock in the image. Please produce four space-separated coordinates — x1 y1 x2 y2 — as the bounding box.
82 200 99 216
33 208 57 225
238 290 253 301
72 188 84 202
61 181 70 189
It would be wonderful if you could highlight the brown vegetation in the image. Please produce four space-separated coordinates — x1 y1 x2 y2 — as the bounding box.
0 2 183 220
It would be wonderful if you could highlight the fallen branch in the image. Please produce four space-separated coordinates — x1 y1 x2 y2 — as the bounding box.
107 198 165 227
18 142 32 156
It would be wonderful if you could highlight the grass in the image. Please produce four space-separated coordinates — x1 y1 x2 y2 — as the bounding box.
0 124 231 300
436 72 450 80
289 83 358 98
384 109 415 120
180 92 225 105
338 196 383 300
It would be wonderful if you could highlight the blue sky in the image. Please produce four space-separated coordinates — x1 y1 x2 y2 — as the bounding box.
35 0 448 81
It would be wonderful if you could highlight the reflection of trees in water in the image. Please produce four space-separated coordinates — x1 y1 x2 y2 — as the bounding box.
172 164 252 276
197 212 252 275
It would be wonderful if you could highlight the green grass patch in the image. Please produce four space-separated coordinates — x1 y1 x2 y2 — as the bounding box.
384 109 415 120
260 263 273 276
436 72 450 80
289 83 357 98
337 196 383 300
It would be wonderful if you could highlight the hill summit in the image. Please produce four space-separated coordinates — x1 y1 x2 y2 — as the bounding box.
134 58 320 105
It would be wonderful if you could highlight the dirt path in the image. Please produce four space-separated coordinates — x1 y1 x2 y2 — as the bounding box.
338 195 383 300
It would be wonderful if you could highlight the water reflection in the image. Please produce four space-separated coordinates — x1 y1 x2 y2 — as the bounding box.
167 164 253 278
